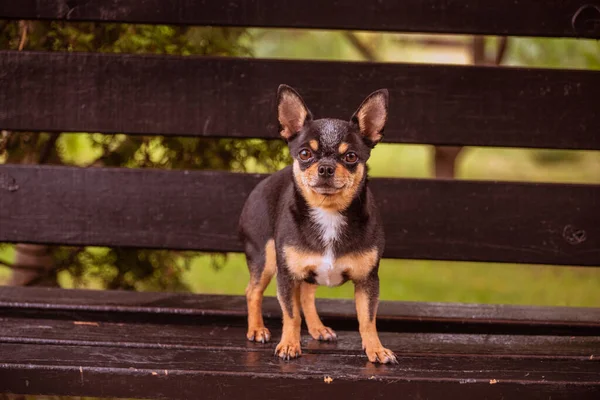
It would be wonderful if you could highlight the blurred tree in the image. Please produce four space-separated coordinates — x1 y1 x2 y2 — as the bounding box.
0 20 289 290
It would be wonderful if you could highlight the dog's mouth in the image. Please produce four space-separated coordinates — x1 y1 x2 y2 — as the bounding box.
310 184 344 195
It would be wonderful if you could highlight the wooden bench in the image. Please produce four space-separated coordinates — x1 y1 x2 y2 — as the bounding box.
1 1 599 398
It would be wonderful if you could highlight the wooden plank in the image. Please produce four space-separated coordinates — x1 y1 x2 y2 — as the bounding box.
1 343 599 400
1 287 599 335
2 51 600 150
1 165 599 266
1 0 599 38
1 316 598 359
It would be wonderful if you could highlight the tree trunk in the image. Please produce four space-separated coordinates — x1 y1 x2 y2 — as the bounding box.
9 244 58 287
433 36 508 179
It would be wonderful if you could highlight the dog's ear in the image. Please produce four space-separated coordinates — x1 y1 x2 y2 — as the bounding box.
277 84 312 141
350 89 388 147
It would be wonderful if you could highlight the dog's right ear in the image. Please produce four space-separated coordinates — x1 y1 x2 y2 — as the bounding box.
277 84 312 141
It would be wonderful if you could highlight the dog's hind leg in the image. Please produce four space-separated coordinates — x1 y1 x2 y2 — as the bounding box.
245 239 276 343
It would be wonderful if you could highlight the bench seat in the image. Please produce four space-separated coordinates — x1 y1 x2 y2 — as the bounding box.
1 286 598 399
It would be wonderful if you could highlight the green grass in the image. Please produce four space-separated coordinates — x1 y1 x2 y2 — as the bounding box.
0 245 14 284
182 253 600 307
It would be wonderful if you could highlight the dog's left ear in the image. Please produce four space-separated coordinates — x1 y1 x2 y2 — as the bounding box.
350 89 388 146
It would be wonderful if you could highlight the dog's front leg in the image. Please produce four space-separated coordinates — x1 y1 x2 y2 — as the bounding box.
354 269 397 364
275 267 302 360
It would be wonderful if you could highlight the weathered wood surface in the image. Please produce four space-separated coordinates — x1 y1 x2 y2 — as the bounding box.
1 0 599 38
0 287 598 399
1 165 599 266
3 317 600 358
2 51 600 150
2 344 597 400
1 287 599 335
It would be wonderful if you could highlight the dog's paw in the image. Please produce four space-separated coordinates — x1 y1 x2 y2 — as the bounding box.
246 326 271 343
275 339 302 360
309 325 337 341
365 346 398 364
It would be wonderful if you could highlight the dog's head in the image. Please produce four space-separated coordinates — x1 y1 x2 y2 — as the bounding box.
277 84 388 212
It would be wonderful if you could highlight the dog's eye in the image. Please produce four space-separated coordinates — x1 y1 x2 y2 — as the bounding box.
299 149 313 161
344 152 358 163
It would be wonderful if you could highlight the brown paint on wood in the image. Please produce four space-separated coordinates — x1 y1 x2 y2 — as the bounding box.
2 52 600 150
1 165 599 266
2 342 600 399
3 287 598 335
3 315 600 359
1 0 598 38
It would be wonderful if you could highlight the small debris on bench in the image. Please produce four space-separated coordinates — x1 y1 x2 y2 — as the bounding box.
490 379 499 385
324 376 333 384
73 321 99 326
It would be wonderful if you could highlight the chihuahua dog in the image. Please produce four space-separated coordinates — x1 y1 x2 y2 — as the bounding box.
238 85 396 364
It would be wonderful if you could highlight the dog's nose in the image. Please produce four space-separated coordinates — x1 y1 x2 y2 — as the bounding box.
318 163 336 177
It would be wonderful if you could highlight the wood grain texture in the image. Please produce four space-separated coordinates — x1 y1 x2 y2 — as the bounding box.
1 287 598 398
1 165 599 266
2 51 600 149
1 287 599 336
3 316 599 359
2 343 598 400
1 0 599 38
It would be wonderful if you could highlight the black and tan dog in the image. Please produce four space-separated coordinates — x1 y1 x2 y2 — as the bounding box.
239 85 396 364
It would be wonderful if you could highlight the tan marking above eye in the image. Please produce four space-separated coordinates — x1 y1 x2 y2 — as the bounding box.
309 140 319 151
338 142 349 154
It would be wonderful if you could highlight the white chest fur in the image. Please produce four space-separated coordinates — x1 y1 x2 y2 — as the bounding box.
310 208 346 287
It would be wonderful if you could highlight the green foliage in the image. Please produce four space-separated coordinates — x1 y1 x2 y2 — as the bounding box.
507 37 600 70
1 20 251 55
0 20 287 290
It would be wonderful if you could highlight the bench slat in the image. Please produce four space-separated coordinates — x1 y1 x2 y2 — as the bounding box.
0 0 598 38
1 165 599 266
2 343 598 400
2 51 600 150
2 288 598 398
1 316 599 358
1 287 599 335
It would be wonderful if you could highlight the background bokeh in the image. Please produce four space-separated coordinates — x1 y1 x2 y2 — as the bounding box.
1 21 599 307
